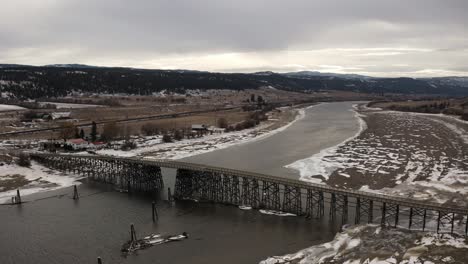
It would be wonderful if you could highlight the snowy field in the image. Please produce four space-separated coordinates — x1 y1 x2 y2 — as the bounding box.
260 224 468 264
38 101 105 109
96 106 308 160
287 106 468 206
0 104 26 112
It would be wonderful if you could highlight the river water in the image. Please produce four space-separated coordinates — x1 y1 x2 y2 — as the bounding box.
0 102 361 264
184 102 362 179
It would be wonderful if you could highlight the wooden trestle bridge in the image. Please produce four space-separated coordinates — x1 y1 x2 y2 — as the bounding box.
31 153 468 235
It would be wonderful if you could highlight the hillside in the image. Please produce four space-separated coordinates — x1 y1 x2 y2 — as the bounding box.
0 65 467 99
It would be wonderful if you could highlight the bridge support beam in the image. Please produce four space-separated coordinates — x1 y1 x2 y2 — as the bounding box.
305 189 324 218
282 185 302 215
355 198 373 224
437 211 455 234
330 193 348 224
409 207 427 231
381 202 399 227
241 177 260 208
174 169 194 199
261 181 281 211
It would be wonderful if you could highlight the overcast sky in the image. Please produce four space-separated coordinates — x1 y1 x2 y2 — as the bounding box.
1 0 468 77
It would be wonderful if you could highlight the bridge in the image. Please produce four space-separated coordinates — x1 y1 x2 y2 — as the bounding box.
31 153 468 235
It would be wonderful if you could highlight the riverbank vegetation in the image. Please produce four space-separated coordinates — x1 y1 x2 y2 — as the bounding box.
369 98 468 120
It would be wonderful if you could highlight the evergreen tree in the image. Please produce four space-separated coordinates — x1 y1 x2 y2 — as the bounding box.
74 127 80 139
79 129 85 139
91 121 97 141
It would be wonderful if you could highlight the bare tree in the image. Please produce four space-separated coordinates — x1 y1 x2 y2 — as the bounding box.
217 117 228 128
59 122 76 141
141 123 160 136
100 122 119 141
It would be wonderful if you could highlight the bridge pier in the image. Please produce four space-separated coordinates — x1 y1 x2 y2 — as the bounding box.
282 185 302 215
261 181 281 211
381 202 399 227
437 211 455 234
305 189 324 218
330 193 348 224
409 207 427 231
355 198 373 224
241 177 260 208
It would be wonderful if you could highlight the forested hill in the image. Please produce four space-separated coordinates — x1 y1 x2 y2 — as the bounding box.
0 65 467 99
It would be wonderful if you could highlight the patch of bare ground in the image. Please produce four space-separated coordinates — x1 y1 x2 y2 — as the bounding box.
0 174 57 193
318 109 468 207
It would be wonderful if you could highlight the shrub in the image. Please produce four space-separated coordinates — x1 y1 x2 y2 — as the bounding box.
100 122 119 141
244 119 257 129
17 153 31 167
217 117 228 129
174 130 184 141
141 123 160 136
120 141 137 151
462 112 468 121
22 111 38 121
162 134 173 143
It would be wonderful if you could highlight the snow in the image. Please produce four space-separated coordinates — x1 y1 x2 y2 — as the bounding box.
260 225 364 264
260 225 468 264
286 106 468 206
97 105 312 160
0 104 26 111
39 102 105 109
259 210 296 217
417 233 468 249
0 161 84 203
285 105 367 182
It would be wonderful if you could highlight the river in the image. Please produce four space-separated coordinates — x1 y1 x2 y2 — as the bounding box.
0 102 361 264
184 102 362 179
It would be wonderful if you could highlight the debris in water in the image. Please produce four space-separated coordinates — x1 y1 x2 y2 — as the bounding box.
121 232 189 254
239 205 252 210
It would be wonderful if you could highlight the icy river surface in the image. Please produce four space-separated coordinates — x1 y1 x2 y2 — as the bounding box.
0 102 361 264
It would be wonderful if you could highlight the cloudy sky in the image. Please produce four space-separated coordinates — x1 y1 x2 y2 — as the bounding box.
1 0 468 77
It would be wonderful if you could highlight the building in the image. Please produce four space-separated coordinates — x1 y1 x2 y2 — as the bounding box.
191 124 208 132
65 138 95 150
50 112 71 120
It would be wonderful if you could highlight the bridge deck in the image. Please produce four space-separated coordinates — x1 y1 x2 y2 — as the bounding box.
31 153 468 215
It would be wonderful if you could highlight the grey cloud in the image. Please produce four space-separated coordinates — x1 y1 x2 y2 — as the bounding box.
0 0 467 76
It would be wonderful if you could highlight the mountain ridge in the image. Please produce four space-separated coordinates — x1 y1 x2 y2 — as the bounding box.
0 64 467 99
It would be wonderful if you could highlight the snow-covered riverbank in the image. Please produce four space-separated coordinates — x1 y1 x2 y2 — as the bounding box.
96 105 311 160
286 104 468 206
260 225 468 264
0 161 83 203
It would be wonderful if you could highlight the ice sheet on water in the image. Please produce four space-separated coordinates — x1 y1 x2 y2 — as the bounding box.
259 209 296 217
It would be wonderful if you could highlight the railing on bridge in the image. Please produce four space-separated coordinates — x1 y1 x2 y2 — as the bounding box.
31 153 468 235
